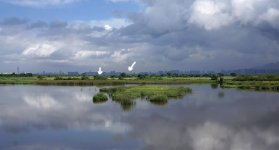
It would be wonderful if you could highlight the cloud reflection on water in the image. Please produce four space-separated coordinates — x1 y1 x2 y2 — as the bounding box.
24 94 61 109
0 85 279 150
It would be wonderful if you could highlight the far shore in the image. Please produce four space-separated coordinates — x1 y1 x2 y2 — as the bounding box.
1 74 279 92
0 78 214 85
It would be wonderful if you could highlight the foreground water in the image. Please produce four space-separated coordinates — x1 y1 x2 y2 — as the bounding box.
0 84 279 150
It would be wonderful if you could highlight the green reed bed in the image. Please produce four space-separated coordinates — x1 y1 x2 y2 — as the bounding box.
99 85 192 104
93 93 108 103
222 81 279 92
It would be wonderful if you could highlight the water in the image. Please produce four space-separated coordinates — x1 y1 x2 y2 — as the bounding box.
0 84 279 150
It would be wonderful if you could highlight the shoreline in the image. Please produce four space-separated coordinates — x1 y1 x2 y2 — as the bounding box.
1 76 279 92
0 79 215 85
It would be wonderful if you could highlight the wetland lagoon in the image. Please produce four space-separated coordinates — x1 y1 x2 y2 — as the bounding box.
0 84 279 150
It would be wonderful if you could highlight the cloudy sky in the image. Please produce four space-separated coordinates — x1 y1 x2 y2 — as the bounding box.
0 0 279 73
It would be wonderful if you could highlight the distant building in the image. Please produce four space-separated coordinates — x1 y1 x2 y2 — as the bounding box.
68 72 79 75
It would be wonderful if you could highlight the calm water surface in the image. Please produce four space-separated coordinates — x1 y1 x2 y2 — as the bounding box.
0 84 279 150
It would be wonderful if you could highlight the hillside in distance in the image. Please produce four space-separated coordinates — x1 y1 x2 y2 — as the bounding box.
225 62 279 74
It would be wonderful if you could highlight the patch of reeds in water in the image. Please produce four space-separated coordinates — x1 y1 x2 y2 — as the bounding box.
99 85 192 106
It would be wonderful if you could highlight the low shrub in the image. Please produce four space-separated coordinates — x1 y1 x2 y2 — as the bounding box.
93 93 108 103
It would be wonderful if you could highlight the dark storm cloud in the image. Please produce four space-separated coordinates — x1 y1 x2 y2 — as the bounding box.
257 23 279 43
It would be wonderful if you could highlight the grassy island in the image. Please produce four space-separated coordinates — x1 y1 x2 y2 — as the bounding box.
99 85 192 106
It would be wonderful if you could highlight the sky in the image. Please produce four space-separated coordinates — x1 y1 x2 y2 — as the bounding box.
0 0 279 73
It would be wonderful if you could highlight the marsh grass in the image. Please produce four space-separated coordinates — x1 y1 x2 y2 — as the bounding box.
93 93 108 103
119 100 136 111
99 85 192 106
149 95 168 105
222 81 279 92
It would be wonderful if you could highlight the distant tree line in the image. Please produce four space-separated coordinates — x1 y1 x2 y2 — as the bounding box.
54 75 90 80
233 75 279 81
3 72 279 82
0 72 239 82
0 73 33 77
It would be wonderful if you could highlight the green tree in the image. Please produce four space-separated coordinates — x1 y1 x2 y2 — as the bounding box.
119 73 127 80
94 75 107 80
210 75 218 80
230 73 237 76
37 75 43 80
81 75 89 80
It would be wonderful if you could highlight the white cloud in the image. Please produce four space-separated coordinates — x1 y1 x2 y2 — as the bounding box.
104 24 113 31
22 43 59 57
91 18 131 29
111 49 131 62
2 0 79 7
189 0 233 30
258 8 279 27
69 18 131 29
231 0 266 24
74 50 110 59
188 0 279 30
